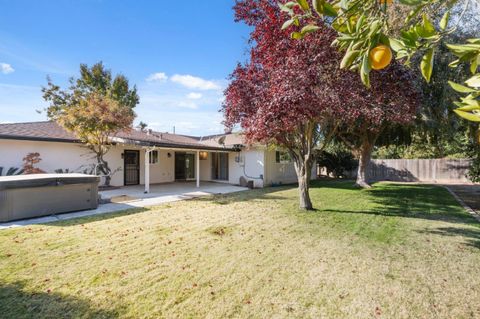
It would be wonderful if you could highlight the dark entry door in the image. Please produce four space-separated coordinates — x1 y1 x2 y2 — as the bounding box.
124 150 140 185
175 153 186 180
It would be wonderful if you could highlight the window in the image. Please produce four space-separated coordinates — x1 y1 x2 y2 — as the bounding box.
149 150 159 164
275 151 291 164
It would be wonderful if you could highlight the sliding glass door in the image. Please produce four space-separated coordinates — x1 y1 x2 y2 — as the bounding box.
175 152 196 180
212 153 229 181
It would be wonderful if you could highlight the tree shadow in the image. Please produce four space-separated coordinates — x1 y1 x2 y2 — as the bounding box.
0 281 119 318
368 183 479 225
418 227 480 250
315 181 479 226
188 186 294 205
38 207 148 227
368 162 419 182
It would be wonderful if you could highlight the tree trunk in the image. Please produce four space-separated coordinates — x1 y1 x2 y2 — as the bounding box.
96 153 112 186
293 157 313 210
356 139 374 188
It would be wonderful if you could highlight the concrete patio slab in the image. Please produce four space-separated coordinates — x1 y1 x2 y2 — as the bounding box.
0 182 248 230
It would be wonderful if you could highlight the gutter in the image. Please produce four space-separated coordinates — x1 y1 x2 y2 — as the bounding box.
0 135 240 152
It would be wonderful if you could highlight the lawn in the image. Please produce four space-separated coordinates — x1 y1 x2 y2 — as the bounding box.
1 180 479 318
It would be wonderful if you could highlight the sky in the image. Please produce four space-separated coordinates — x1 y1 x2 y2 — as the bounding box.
0 0 251 136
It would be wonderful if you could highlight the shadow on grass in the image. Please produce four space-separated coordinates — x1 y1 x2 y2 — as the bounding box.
418 227 480 250
190 186 294 205
39 207 149 227
0 281 119 318
315 180 479 225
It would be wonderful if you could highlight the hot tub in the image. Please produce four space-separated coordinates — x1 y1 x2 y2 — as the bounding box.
0 174 99 222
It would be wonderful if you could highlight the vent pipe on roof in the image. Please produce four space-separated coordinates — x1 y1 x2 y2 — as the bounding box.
173 126 175 135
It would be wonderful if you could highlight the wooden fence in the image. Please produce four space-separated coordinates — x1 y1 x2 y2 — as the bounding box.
365 159 472 183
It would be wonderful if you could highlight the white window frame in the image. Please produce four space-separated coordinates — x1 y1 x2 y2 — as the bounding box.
275 150 291 164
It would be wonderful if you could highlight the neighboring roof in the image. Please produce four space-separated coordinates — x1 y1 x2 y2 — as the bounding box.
199 133 245 148
0 121 243 151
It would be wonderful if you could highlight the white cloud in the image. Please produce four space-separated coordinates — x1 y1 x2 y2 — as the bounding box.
0 63 14 74
171 74 221 91
187 92 202 100
146 72 168 82
141 93 198 109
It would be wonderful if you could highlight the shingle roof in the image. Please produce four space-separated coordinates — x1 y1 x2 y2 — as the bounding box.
199 133 245 147
0 121 78 142
0 121 243 151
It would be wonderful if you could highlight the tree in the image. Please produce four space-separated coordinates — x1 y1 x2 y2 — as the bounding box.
137 121 148 132
225 0 359 210
42 62 139 186
336 63 419 187
22 153 45 175
280 0 480 122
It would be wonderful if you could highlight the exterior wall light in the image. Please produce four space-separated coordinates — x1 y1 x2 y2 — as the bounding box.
199 151 208 160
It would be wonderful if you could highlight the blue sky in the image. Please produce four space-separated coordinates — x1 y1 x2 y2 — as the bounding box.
0 0 251 135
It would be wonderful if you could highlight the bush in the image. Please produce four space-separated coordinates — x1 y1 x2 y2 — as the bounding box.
467 156 480 183
316 150 357 178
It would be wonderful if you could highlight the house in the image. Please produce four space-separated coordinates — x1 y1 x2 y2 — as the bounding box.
0 121 316 190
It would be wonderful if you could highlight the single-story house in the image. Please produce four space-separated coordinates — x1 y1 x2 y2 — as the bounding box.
0 121 316 190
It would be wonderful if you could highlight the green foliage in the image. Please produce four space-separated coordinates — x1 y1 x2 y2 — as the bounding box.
316 150 357 177
42 62 139 185
281 0 480 123
448 40 480 121
467 155 480 182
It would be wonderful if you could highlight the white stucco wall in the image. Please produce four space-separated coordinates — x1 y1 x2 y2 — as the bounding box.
139 149 175 185
229 149 265 188
0 139 124 186
199 152 212 181
264 150 317 186
264 150 297 186
0 139 184 187
0 139 316 189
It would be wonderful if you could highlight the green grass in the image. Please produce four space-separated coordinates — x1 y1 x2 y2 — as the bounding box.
1 180 479 318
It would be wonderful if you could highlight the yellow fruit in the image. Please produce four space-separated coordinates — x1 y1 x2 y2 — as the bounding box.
369 45 393 70
379 0 393 4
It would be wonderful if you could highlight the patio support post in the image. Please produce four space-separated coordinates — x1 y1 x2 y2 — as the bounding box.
145 149 150 194
196 150 200 188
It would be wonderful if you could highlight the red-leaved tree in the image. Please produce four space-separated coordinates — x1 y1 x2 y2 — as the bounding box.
224 0 419 209
336 63 419 188
224 0 361 210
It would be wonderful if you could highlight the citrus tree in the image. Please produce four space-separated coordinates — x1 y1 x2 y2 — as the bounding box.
280 0 480 122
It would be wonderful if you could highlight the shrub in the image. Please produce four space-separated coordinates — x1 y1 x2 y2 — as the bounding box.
316 151 357 178
22 153 45 174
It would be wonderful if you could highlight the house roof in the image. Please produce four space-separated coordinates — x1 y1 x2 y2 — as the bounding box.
0 121 244 151
199 133 245 148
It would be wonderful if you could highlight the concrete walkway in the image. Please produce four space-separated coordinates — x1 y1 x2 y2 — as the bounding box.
0 182 248 230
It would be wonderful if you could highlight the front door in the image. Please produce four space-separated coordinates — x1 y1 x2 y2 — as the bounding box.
175 152 196 180
124 150 140 185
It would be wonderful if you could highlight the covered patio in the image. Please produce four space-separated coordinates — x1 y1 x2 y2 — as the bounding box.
100 181 248 206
